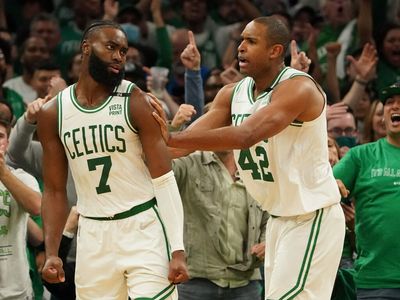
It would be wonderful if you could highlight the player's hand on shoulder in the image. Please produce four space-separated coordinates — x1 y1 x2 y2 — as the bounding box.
168 250 189 284
42 255 65 283
147 93 170 144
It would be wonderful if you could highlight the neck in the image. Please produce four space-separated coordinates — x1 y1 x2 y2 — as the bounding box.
76 73 115 107
252 62 285 98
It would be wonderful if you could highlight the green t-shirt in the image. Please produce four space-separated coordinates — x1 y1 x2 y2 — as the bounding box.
333 138 400 288
3 87 26 119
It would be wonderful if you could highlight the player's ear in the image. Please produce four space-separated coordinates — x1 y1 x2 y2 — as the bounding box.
270 44 284 59
81 40 90 56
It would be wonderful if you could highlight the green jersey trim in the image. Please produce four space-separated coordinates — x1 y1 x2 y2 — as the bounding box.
231 78 246 104
247 66 290 104
57 91 63 137
124 83 137 133
290 119 304 127
70 84 118 113
280 209 324 300
270 66 290 89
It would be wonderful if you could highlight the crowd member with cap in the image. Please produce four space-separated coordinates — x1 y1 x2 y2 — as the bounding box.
334 82 400 300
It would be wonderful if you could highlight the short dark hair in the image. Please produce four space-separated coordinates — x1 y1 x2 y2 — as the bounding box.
253 16 290 59
0 117 11 137
81 20 126 46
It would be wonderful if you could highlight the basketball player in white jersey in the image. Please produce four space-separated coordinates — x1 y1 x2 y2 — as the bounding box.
37 20 188 299
152 16 345 299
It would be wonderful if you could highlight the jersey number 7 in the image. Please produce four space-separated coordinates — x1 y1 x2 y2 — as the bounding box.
87 156 112 194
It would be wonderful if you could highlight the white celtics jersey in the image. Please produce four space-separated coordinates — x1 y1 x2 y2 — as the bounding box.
58 80 155 217
231 67 340 216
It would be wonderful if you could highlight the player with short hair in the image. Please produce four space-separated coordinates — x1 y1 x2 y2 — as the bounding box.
151 16 345 299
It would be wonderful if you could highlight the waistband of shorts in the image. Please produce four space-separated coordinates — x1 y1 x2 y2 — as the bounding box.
83 198 157 221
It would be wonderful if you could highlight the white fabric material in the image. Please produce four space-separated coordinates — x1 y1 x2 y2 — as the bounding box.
152 170 185 253
231 67 340 216
76 210 177 299
264 203 345 299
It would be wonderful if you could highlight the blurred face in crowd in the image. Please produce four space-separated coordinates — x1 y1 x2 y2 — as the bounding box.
171 29 189 84
205 70 223 103
31 20 60 51
292 10 314 44
321 0 353 27
0 102 13 125
21 37 49 72
182 0 207 24
383 95 400 138
0 123 9 153
328 112 357 138
217 0 244 24
372 101 386 139
74 0 101 19
31 69 61 98
382 28 400 68
328 112 358 156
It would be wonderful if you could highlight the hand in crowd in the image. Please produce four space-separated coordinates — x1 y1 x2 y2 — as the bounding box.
326 102 348 122
221 60 243 85
24 95 52 125
346 42 378 83
171 104 196 129
168 251 189 284
341 202 355 224
325 42 341 59
48 76 67 98
180 30 201 71
251 242 265 260
290 40 312 73
336 179 350 199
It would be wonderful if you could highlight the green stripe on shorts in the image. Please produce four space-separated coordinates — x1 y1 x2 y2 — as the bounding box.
279 208 324 300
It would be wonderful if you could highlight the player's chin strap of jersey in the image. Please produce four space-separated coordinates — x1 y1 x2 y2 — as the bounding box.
152 170 185 254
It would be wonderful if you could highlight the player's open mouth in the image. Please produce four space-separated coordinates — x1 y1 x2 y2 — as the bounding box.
238 57 248 67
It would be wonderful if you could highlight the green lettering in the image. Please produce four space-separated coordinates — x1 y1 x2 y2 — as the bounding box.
63 131 75 159
115 125 126 152
72 128 84 157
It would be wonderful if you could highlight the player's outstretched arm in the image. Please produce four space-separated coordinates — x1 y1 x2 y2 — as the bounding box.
37 98 69 283
153 77 322 151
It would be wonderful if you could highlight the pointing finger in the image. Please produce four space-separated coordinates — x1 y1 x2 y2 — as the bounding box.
188 30 196 46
